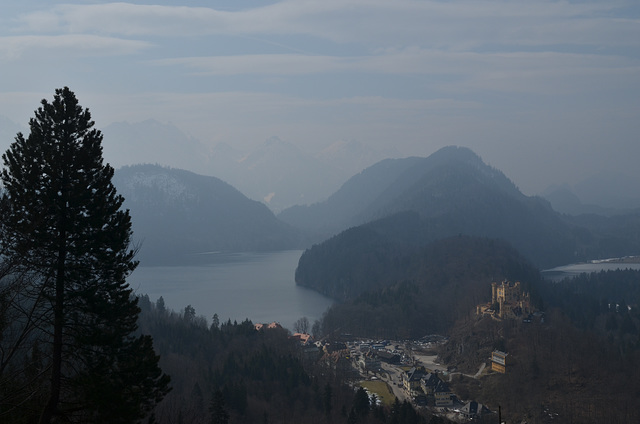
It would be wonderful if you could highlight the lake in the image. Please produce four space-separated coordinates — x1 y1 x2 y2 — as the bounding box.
542 260 640 282
128 250 334 331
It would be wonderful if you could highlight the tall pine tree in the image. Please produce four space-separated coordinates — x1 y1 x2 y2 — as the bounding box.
0 87 170 423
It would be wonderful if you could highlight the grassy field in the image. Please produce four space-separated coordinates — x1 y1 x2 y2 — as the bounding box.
359 380 396 407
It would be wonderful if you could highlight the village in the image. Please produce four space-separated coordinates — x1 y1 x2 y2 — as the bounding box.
287 280 538 422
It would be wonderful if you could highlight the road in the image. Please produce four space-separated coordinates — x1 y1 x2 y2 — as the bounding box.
379 362 409 402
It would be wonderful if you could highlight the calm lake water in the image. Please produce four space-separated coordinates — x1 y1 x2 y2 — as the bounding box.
542 261 640 282
128 250 334 331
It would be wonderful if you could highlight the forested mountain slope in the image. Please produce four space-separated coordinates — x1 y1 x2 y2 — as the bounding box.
308 236 541 337
113 164 303 264
292 146 586 270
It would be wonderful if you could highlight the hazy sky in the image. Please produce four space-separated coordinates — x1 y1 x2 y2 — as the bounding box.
1 1 639 195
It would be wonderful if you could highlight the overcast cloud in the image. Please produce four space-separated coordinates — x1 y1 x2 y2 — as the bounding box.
1 0 639 195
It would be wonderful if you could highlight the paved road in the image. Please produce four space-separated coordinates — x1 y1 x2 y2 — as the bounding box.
474 362 486 378
379 362 409 402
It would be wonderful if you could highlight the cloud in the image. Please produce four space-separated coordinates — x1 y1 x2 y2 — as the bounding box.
13 1 637 50
150 47 640 99
0 34 150 60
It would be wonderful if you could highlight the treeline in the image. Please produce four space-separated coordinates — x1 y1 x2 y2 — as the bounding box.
309 236 541 338
538 268 640 353
136 296 445 424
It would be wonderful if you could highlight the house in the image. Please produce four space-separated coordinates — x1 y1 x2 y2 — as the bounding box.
254 322 283 331
402 366 427 395
491 350 511 374
459 400 491 419
291 332 313 345
420 373 453 406
357 350 381 373
433 380 453 407
420 372 440 395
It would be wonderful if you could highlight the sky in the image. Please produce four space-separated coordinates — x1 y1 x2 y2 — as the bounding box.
1 0 639 196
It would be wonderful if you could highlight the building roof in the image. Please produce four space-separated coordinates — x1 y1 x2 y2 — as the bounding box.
405 366 427 382
460 400 491 416
254 322 283 331
421 372 440 387
434 379 450 394
291 332 313 345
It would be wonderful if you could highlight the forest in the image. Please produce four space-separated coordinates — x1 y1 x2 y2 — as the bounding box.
135 296 448 424
300 230 640 423
301 235 542 338
134 262 640 423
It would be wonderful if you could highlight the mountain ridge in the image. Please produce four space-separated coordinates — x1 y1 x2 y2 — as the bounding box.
113 164 303 265
292 146 607 303
283 146 580 268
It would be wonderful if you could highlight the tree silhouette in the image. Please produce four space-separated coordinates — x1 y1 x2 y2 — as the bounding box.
0 87 169 423
293 316 310 333
209 390 230 424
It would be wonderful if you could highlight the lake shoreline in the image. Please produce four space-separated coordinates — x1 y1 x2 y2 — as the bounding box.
128 250 334 332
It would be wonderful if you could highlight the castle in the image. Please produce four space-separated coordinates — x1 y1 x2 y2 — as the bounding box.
477 280 532 319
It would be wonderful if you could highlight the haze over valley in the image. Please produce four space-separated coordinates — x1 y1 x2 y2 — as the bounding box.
2 1 640 423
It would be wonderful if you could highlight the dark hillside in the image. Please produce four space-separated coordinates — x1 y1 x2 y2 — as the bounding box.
113 164 303 264
438 268 640 424
311 236 541 338
565 211 640 260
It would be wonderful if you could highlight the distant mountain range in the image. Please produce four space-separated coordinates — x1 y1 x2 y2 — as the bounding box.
541 172 640 215
5 113 639 269
292 146 640 298
207 136 348 213
107 148 640 268
103 120 212 175
112 164 303 265
284 146 579 267
3 114 639 214
98 118 640 215
101 119 393 212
